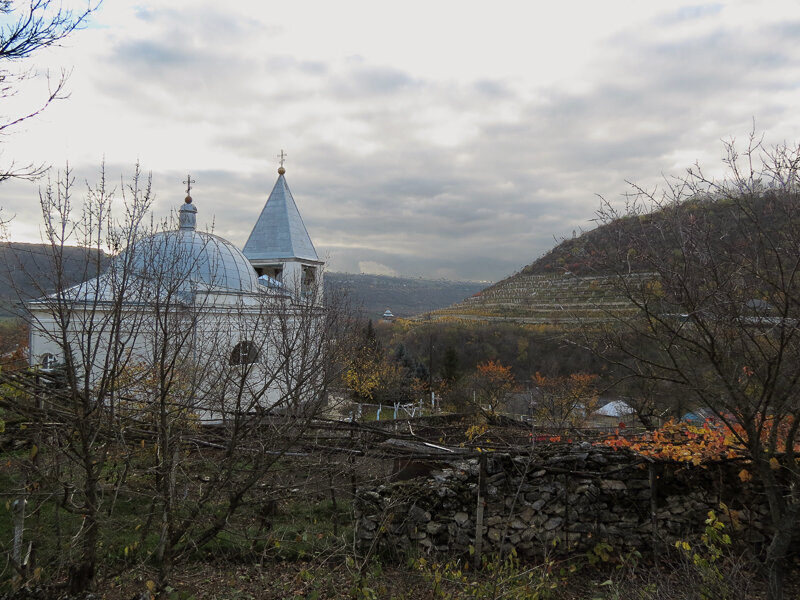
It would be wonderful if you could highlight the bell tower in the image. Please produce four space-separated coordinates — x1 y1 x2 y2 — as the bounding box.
243 154 323 300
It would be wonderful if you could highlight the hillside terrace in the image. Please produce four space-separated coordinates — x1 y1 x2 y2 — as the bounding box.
427 273 652 323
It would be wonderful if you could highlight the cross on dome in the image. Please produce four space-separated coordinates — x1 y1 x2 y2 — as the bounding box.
277 150 287 175
179 174 198 230
183 174 196 201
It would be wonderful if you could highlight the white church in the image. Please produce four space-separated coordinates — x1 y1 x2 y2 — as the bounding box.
26 163 327 420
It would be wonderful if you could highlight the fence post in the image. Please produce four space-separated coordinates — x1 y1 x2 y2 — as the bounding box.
563 470 570 549
649 461 659 568
473 454 487 569
12 497 25 569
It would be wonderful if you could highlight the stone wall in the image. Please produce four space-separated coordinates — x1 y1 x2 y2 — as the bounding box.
355 445 770 560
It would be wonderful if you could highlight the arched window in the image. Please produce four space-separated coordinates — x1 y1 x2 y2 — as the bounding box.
230 341 258 365
40 353 58 369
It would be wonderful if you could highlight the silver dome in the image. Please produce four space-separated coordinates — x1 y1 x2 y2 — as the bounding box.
127 229 261 293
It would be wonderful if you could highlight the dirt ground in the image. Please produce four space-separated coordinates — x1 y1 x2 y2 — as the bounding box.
5 557 797 600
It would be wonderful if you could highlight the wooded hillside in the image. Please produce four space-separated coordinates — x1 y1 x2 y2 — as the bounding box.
0 243 484 318
432 194 787 323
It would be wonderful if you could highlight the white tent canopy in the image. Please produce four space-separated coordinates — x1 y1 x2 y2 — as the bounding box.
595 400 635 418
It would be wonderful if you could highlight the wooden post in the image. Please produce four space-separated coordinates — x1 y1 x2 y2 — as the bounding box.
649 462 659 568
329 471 339 537
12 498 25 569
563 471 569 549
350 426 357 498
473 455 487 569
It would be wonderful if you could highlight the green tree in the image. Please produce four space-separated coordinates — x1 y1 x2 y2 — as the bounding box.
440 345 460 384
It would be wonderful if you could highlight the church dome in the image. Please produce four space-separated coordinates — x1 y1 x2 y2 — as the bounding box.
127 229 261 293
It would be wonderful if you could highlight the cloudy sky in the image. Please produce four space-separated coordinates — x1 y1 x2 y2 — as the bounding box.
2 0 800 282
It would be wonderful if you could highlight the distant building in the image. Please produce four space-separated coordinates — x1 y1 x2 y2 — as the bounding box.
382 309 395 321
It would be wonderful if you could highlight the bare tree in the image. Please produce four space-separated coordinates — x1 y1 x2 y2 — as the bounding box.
0 165 352 593
592 134 800 600
0 164 152 590
1 0 97 181
531 372 599 430
122 261 347 590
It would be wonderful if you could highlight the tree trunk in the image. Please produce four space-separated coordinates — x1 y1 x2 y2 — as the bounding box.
69 472 99 593
157 430 180 589
755 454 800 600
764 506 799 600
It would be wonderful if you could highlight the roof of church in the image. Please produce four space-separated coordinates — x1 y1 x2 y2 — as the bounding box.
243 172 319 263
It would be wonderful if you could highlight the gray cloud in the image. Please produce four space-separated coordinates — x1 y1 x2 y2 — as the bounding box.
662 4 724 24
473 79 511 99
332 63 418 97
4 2 800 283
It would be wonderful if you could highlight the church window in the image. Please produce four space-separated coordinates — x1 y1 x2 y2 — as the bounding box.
256 265 283 281
230 340 259 365
40 353 58 369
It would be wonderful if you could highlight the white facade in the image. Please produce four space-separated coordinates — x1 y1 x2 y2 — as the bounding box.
27 170 325 422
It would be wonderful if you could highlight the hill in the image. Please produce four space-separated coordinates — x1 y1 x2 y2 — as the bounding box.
430 194 783 323
324 272 485 318
428 216 648 323
0 243 109 317
0 243 484 319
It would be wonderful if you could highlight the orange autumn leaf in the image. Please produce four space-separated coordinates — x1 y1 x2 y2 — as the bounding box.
596 418 748 464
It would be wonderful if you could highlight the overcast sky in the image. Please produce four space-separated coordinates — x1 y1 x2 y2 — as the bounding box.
2 0 800 282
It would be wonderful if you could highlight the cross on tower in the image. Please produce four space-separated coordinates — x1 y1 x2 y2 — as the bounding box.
183 174 196 196
277 150 287 168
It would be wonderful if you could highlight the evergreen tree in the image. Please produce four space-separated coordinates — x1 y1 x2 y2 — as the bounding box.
440 345 460 383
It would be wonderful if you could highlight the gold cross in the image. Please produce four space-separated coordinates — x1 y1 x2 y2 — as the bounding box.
277 150 287 168
183 174 196 195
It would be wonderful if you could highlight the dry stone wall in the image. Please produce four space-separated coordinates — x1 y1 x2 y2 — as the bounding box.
355 445 770 560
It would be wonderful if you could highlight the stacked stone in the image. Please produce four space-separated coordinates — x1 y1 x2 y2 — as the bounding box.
354 447 768 560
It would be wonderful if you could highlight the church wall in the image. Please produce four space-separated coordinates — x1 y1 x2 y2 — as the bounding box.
27 294 325 421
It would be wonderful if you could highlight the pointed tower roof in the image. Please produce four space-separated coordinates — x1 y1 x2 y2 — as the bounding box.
243 167 320 263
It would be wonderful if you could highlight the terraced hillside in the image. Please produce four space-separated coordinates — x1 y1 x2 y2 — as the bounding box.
430 272 647 323
429 191 795 324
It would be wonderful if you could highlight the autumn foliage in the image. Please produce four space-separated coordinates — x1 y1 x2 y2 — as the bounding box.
599 416 800 472
472 359 516 413
0 319 28 370
599 418 745 465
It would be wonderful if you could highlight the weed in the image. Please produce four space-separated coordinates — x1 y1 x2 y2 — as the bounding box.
675 510 734 600
413 548 559 599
